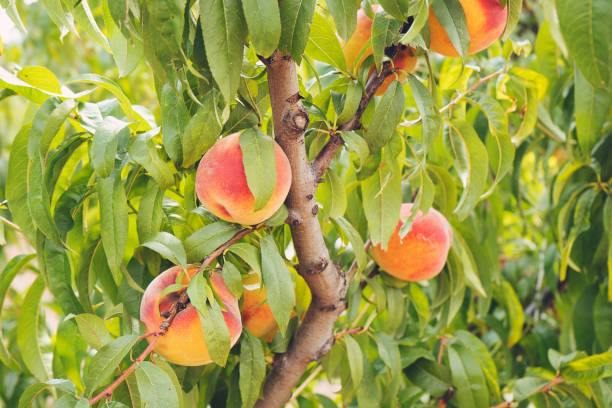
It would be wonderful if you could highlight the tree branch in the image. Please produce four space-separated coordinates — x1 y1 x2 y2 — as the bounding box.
255 50 348 408
312 62 394 178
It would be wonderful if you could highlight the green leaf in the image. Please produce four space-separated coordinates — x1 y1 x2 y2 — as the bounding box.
556 0 612 88
42 240 83 314
278 0 316 63
92 116 129 178
137 180 165 243
493 280 525 347
6 125 36 244
379 0 409 20
228 243 262 276
19 380 76 408
221 260 243 298
98 173 129 276
17 277 51 380
84 335 139 396
141 232 187 267
365 81 405 152
128 131 175 189
161 84 189 166
154 360 184 408
242 0 281 58
399 0 429 44
605 196 612 301
340 130 370 166
574 65 611 158
260 235 294 336
185 222 241 263
0 255 35 370
361 155 402 249
407 75 442 153
454 330 500 399
239 129 278 212
512 377 550 401
501 0 523 40
201 0 247 103
375 332 401 377
67 0 110 51
306 12 347 71
239 331 266 408
182 95 223 168
344 335 364 387
187 273 232 366
326 167 347 218
337 81 363 124
102 1 142 78
431 0 470 58
445 120 489 220
447 344 489 408
327 0 359 42
74 313 112 350
372 10 402 71
404 358 452 397
0 66 84 104
594 288 612 349
135 361 180 408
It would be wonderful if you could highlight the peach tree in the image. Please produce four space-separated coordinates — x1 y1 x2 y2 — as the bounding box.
0 0 611 406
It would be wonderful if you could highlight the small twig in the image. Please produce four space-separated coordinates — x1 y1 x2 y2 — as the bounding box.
0 215 22 232
197 225 264 274
401 67 506 128
312 63 395 178
437 337 447 363
334 326 367 340
288 365 323 403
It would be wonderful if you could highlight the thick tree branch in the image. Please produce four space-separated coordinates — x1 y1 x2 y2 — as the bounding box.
312 62 394 178
255 50 348 408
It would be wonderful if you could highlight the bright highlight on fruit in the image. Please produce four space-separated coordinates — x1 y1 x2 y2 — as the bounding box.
140 265 242 366
428 0 508 57
195 132 292 226
371 203 453 281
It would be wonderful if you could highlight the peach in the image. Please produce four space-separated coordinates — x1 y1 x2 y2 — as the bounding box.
140 265 242 366
341 7 417 88
240 272 279 342
428 0 507 57
195 132 291 225
371 203 453 281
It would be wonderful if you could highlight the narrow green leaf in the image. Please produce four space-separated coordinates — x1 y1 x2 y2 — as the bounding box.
182 95 223 168
407 75 442 152
128 131 175 189
447 344 489 408
604 196 612 301
135 361 180 408
185 222 241 263
305 12 347 71
260 235 294 336
404 358 452 397
493 280 525 347
239 129 277 212
228 243 262 276
98 173 129 276
92 116 129 178
400 0 429 44
374 332 401 377
344 335 364 387
102 1 142 78
74 313 112 350
222 260 243 298
141 232 187 267
326 168 347 218
378 0 408 20
337 81 363 124
239 331 266 408
431 0 470 58
201 0 247 103
339 130 370 166
501 0 522 40
445 120 489 220
278 0 316 63
42 240 83 314
512 377 550 401
365 81 405 152
161 84 188 165
84 335 139 396
67 0 110 51
556 0 612 88
19 380 76 408
372 10 402 71
574 65 611 158
0 66 84 104
451 230 486 297
187 273 231 366
242 0 281 57
137 180 165 243
327 0 359 42
17 277 51 380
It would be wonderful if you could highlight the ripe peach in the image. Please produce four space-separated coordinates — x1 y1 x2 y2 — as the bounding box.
371 203 453 281
140 265 242 366
241 272 278 342
195 132 291 225
341 7 417 87
428 0 508 57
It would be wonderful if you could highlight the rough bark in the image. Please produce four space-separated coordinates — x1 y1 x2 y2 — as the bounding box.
255 50 348 408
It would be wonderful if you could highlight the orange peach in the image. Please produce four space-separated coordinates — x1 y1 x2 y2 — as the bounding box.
371 203 453 281
241 272 279 342
140 265 242 366
195 132 291 225
342 7 417 86
428 0 507 57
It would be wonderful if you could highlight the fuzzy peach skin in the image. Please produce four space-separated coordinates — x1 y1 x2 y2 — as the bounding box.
140 265 242 366
428 0 508 57
241 272 279 342
371 203 453 281
342 6 417 82
371 45 418 96
195 132 291 225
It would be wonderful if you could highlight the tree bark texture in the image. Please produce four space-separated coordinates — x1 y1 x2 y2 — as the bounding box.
255 51 348 408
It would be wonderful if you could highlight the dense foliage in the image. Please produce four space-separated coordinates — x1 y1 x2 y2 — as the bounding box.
0 0 611 407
